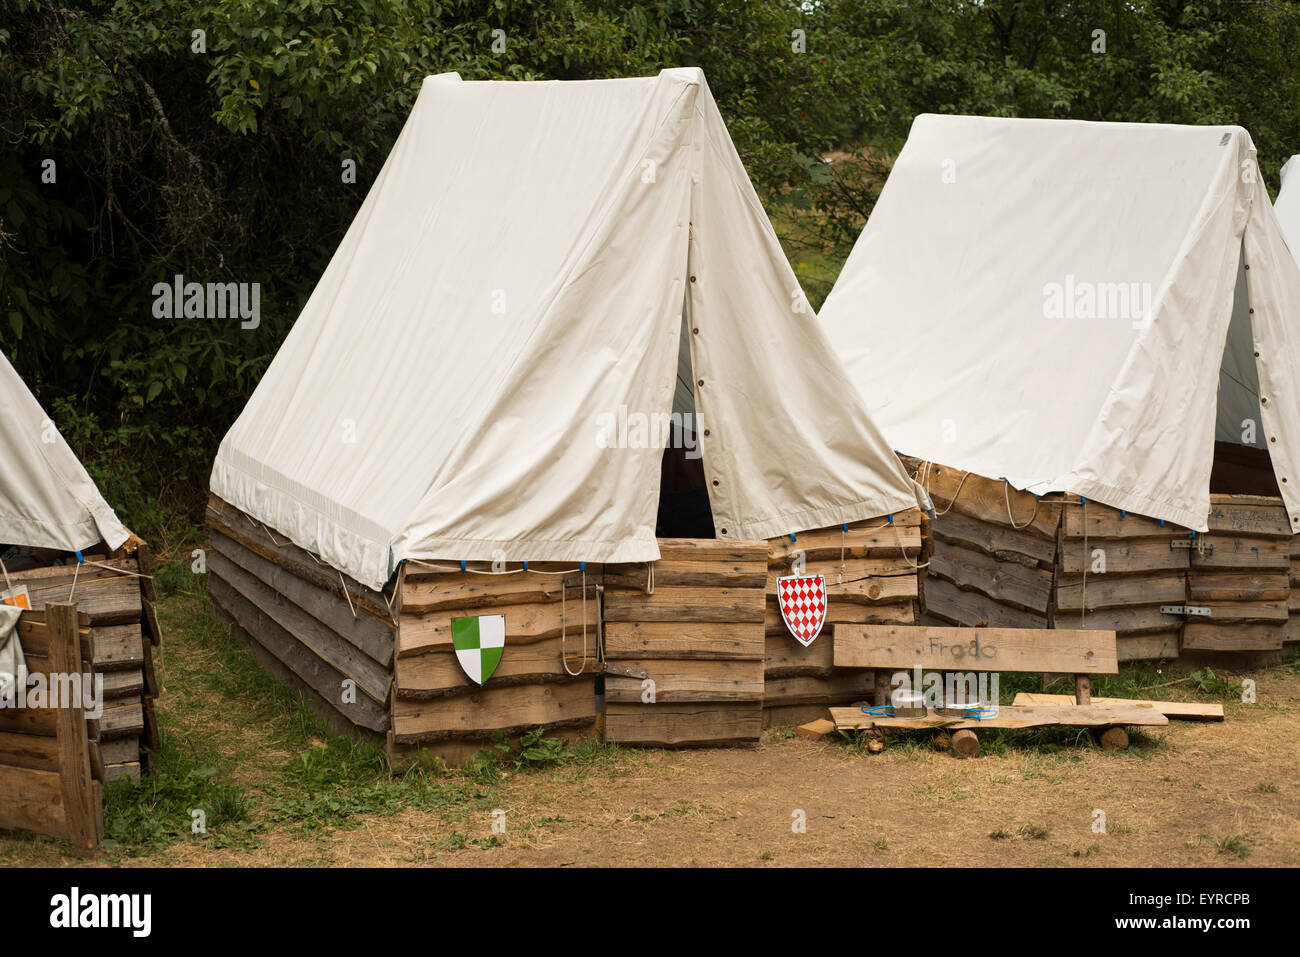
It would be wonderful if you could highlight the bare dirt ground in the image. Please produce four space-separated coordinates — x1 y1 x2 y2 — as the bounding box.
2 581 1296 868
130 668 1300 867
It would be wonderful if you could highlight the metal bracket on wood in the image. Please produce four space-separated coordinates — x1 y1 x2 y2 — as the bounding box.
1160 604 1212 618
1169 539 1213 554
600 663 649 680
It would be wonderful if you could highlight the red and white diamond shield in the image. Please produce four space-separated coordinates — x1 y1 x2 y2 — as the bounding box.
777 574 827 647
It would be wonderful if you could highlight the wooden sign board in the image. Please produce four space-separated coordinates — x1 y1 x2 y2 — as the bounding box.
832 624 1118 675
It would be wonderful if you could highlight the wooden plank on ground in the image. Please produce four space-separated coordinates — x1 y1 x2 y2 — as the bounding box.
833 624 1118 674
1011 693 1223 720
830 703 1167 731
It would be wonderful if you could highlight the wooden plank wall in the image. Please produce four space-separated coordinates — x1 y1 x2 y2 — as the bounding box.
7 556 156 780
1184 495 1289 653
603 540 765 747
1056 500 1187 661
0 605 102 850
761 512 925 725
390 562 600 761
1288 536 1300 648
205 495 396 737
911 461 1062 630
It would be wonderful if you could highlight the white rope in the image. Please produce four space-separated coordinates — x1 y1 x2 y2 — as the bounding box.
67 560 81 603
0 556 13 597
339 572 357 619
646 561 654 595
1004 479 1040 530
838 524 846 585
561 569 589 677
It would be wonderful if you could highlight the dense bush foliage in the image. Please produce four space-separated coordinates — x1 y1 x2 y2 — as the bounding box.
3 0 1300 546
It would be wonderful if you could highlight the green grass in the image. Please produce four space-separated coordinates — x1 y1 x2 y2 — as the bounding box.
1206 833 1253 859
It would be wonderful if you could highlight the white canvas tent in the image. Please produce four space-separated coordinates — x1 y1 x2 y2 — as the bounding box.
211 68 924 591
1275 154 1300 251
0 350 129 553
819 113 1300 534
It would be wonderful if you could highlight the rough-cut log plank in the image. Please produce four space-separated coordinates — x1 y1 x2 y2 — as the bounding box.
210 551 391 705
1199 600 1288 623
15 565 142 625
764 557 919 592
98 736 141 766
103 763 140 783
1189 537 1290 571
48 603 100 849
650 540 773 562
212 531 393 666
1117 632 1181 661
929 538 1053 613
763 597 915 632
398 597 598 657
605 659 763 703
833 624 1118 674
101 669 145 700
1059 537 1188 575
932 511 1058 566
606 560 766 590
1181 622 1285 652
1062 503 1184 539
0 730 60 772
1055 571 1187 611
1046 603 1177 636
831 704 1167 731
0 764 68 840
207 494 393 622
90 623 145 672
603 702 761 747
764 627 835 677
1204 498 1291 537
923 577 1048 629
1189 572 1289 602
1012 693 1223 720
98 701 144 740
912 462 1061 540
762 672 874 707
391 680 596 743
401 574 568 614
395 634 596 697
604 586 766 623
209 575 390 732
605 621 764 661
767 523 923 564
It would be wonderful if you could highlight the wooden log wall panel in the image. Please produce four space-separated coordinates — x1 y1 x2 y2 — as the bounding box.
399 595 598 658
1289 536 1300 645
206 493 393 623
932 510 1059 567
905 458 1064 542
209 550 392 706
605 540 766 747
211 531 393 667
210 575 391 732
924 576 1049 629
763 514 921 712
929 538 1053 613
392 565 600 755
1116 633 1181 661
605 621 763 661
1186 495 1290 653
391 680 596 743
1056 500 1188 655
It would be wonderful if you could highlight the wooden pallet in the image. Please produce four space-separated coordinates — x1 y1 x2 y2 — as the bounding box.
0 604 102 850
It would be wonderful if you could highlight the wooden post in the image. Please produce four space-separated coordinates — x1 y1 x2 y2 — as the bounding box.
1074 674 1091 706
47 602 100 851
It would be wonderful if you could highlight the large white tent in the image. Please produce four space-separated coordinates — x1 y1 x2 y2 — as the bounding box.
819 113 1300 533
1275 154 1300 251
0 350 128 552
211 68 925 591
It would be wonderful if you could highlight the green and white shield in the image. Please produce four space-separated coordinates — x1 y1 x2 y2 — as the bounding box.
452 614 506 685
